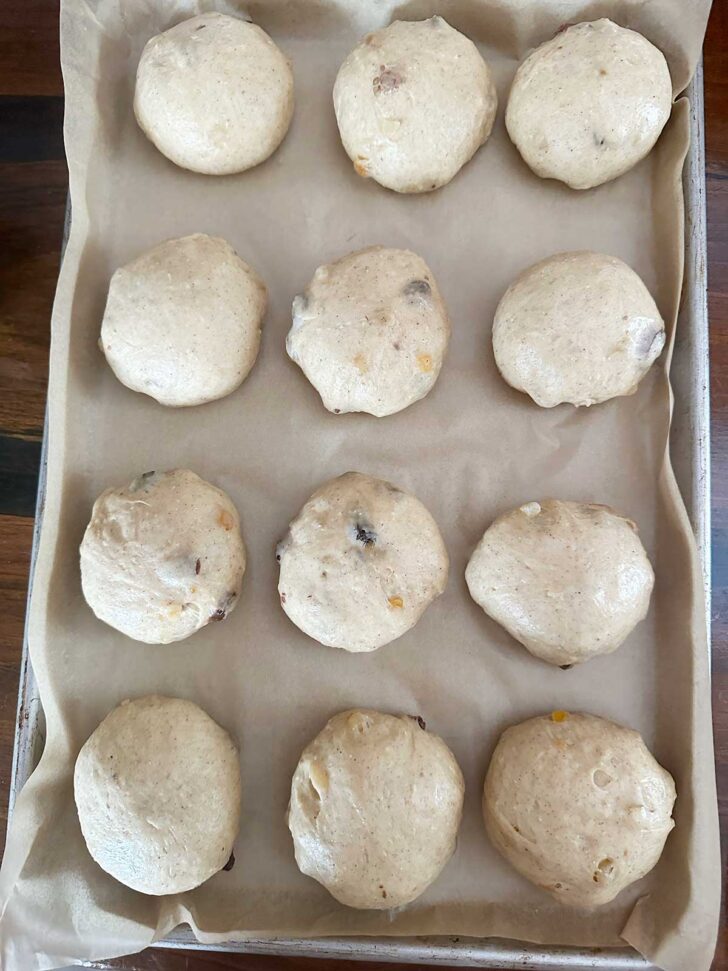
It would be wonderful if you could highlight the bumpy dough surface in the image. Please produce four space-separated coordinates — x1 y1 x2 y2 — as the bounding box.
465 500 654 666
74 695 241 895
492 251 665 408
134 12 294 175
101 234 267 407
287 246 450 417
80 469 246 644
506 19 672 190
333 17 497 193
483 711 676 907
277 472 448 652
288 709 464 909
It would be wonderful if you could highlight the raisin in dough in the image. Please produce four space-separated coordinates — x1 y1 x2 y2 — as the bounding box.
74 695 241 894
277 472 448 652
492 251 665 407
288 709 464 908
287 246 450 417
506 20 672 190
134 12 294 175
483 711 676 907
101 234 267 407
333 17 497 193
80 469 245 644
465 500 654 667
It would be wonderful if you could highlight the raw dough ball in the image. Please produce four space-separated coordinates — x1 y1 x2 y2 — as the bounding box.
483 711 676 907
506 20 672 190
277 472 448 652
80 469 246 644
134 12 294 175
288 709 464 908
101 234 267 407
287 246 450 417
74 695 241 894
492 251 665 407
465 500 654 666
333 17 497 193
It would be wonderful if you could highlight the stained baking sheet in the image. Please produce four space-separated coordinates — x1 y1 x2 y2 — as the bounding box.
0 2 719 970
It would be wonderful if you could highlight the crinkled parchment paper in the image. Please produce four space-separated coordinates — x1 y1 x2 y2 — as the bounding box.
0 1 719 969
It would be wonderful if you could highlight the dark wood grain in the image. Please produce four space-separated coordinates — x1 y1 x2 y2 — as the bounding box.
0 1 725 969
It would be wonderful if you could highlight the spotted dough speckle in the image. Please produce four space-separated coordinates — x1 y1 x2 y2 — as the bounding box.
483 711 676 907
492 251 665 407
277 472 448 652
134 12 294 175
80 469 245 644
506 20 672 189
287 246 450 417
288 709 464 908
334 17 497 193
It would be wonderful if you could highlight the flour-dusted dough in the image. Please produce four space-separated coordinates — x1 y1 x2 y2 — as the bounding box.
80 469 246 644
277 472 448 652
333 17 497 193
287 246 450 417
288 709 464 909
101 234 267 407
74 695 241 895
505 20 672 190
134 12 294 175
483 711 676 907
465 500 654 667
492 251 665 408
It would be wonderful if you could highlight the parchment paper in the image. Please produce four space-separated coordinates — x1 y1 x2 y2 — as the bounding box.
0 1 719 969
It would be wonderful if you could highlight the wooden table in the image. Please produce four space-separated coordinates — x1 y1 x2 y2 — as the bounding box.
0 2 725 969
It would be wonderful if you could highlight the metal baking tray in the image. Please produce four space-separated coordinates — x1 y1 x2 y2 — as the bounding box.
6 64 709 971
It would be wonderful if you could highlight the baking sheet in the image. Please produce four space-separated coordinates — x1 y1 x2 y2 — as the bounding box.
0 1 719 970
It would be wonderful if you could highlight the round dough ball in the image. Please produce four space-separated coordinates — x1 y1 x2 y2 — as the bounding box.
134 12 294 175
74 695 241 894
333 17 497 193
483 711 676 907
288 709 464 909
101 234 267 407
492 251 665 407
277 472 448 652
465 500 654 666
506 20 672 190
287 246 450 417
80 469 246 644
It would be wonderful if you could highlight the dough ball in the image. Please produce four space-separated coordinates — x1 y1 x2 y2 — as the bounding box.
333 17 497 193
101 234 267 407
74 695 241 894
288 709 464 909
277 472 448 652
506 20 672 190
492 251 665 407
80 469 246 644
134 12 294 175
287 246 450 417
465 500 654 666
483 711 676 907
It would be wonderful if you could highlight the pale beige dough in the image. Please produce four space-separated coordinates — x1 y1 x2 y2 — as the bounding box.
288 709 464 909
333 17 497 193
465 499 654 667
506 19 672 190
492 251 665 408
287 246 450 417
277 472 448 652
483 711 676 907
134 12 294 175
74 695 241 895
101 234 267 407
80 469 246 644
